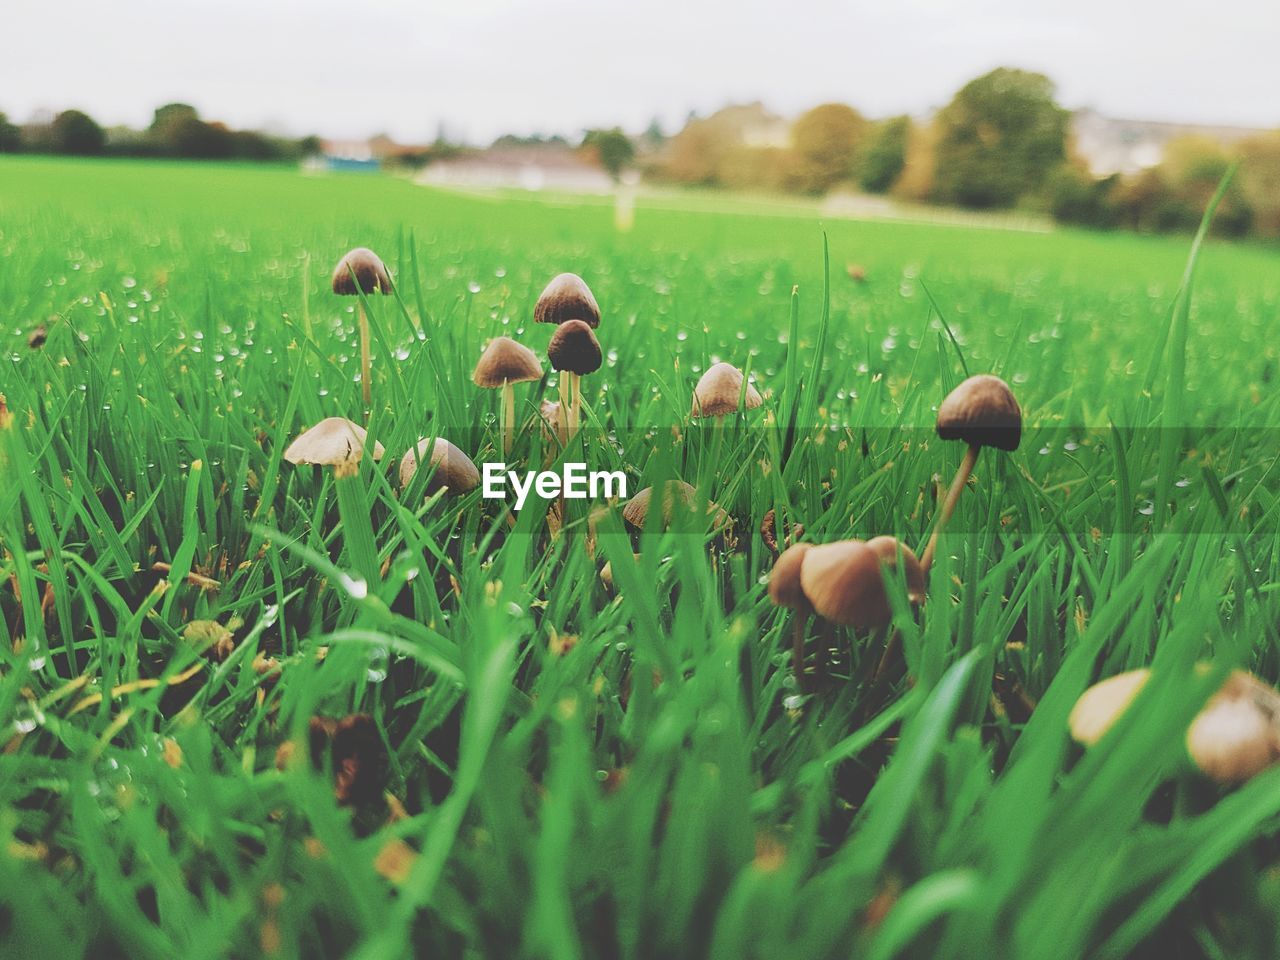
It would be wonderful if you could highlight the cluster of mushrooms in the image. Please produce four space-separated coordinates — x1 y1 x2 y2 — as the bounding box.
767 373 1021 691
280 245 1280 792
283 249 603 496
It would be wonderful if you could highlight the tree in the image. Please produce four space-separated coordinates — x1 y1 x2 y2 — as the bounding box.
859 115 910 194
1238 132 1280 238
50 110 105 155
788 103 867 194
0 112 21 152
581 128 635 181
932 68 1068 208
659 103 786 187
1047 166 1120 228
1158 136 1253 237
169 117 235 159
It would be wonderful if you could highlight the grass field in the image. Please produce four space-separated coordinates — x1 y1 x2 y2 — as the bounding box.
3 155 1280 959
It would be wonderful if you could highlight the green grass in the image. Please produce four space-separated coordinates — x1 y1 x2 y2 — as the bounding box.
2 154 1280 959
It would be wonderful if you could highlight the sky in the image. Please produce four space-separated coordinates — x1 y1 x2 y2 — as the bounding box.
2 0 1276 144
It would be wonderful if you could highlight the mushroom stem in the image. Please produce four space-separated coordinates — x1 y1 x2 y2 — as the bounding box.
563 372 581 440
920 443 980 573
501 381 515 457
792 616 808 694
871 630 900 686
358 301 373 420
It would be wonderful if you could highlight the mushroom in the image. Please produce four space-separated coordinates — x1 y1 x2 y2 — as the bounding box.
399 437 480 495
538 399 563 446
1188 672 1280 784
332 247 392 420
1068 669 1151 747
622 480 730 533
533 273 600 328
798 538 921 631
472 336 542 455
1070 667 1280 786
547 319 602 440
920 374 1021 572
769 543 813 690
691 362 763 420
284 417 384 466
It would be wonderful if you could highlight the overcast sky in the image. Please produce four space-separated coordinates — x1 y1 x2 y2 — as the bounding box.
3 0 1276 143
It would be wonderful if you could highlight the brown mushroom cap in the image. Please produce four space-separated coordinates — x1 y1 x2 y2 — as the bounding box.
1187 671 1280 784
284 417 385 466
547 319 602 375
621 480 728 531
799 538 915 630
332 247 392 296
865 536 926 604
691 362 763 418
935 374 1022 451
534 273 600 327
398 437 480 494
768 543 812 610
472 336 543 388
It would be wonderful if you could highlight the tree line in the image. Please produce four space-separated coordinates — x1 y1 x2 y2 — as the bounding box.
0 103 319 162
649 68 1280 240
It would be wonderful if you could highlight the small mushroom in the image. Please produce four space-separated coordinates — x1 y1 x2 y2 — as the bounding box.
534 273 600 328
284 417 384 466
472 336 542 455
769 543 812 690
399 437 480 495
331 248 392 296
1068 669 1151 747
622 480 729 533
539 399 563 446
1188 672 1280 784
798 538 920 631
547 319 602 440
920 375 1022 572
332 247 393 419
691 362 763 419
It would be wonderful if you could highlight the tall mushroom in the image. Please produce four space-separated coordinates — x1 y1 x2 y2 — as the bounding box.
691 362 763 420
472 336 542 456
533 273 601 329
769 542 813 692
332 247 392 420
920 374 1021 572
399 437 481 496
547 319 602 440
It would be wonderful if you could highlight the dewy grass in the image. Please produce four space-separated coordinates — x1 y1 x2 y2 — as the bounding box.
1 154 1280 958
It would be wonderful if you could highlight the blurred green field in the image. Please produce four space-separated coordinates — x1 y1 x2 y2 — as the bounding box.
3 155 1280 959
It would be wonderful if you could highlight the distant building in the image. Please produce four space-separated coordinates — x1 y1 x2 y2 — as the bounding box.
314 139 380 172
1071 108 1265 176
417 144 614 193
313 136 435 172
